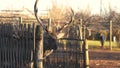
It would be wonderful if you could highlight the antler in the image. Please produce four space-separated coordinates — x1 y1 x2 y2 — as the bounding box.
57 8 74 32
34 0 57 39
34 0 74 39
34 0 48 32
34 0 57 58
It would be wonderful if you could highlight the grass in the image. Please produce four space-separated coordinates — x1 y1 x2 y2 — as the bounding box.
87 40 120 51
61 39 120 51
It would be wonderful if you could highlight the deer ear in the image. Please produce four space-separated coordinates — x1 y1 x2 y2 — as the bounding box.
57 33 65 39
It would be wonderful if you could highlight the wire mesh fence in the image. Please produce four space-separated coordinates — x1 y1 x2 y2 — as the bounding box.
43 39 85 68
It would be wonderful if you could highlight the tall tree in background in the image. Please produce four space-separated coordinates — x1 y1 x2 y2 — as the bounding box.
49 0 75 29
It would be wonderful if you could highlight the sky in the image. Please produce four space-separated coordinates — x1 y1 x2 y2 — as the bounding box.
0 0 120 15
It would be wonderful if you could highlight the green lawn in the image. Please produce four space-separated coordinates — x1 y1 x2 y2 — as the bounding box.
87 40 120 51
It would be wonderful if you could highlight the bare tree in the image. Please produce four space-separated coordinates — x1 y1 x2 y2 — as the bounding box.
49 1 75 31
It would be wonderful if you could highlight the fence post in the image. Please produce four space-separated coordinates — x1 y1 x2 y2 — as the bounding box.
79 19 83 52
34 25 43 68
19 17 22 23
83 39 89 68
83 25 86 40
80 19 83 40
48 18 52 31
109 20 112 50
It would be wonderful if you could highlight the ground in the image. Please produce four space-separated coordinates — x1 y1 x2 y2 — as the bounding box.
89 47 120 68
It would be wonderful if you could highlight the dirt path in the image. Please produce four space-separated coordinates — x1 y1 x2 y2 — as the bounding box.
89 49 120 68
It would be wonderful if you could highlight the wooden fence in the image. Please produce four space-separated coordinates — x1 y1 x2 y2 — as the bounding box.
0 23 34 68
0 23 89 68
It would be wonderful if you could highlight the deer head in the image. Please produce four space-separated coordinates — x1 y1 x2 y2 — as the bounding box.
34 0 74 57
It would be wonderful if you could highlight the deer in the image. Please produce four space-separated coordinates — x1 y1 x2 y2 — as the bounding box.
34 0 74 59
